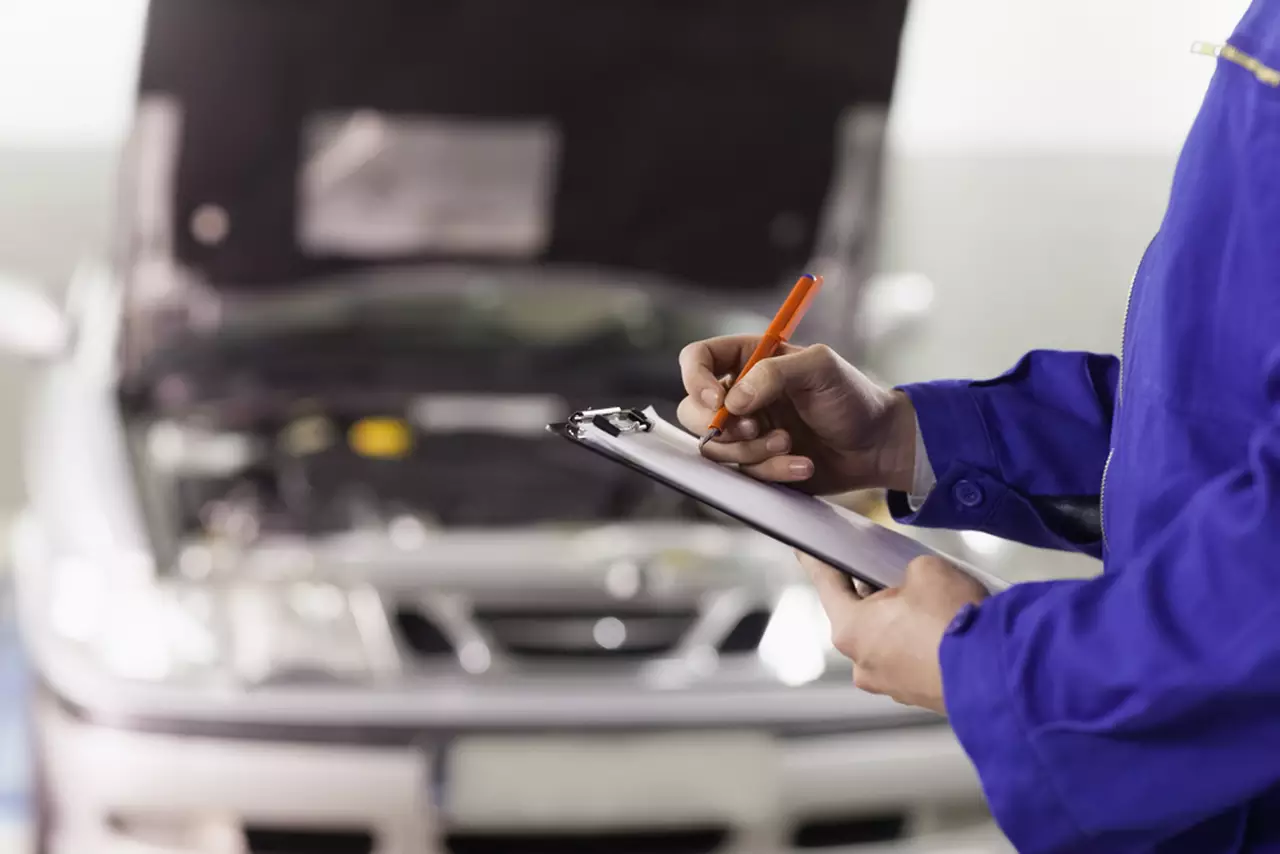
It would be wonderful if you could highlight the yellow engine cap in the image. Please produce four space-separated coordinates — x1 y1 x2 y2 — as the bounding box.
349 417 413 459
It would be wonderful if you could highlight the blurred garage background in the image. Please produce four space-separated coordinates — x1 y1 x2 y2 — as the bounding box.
0 0 1250 852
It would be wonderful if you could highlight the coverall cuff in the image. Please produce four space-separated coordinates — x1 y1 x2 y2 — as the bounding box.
897 379 998 474
887 380 1003 528
940 592 1084 853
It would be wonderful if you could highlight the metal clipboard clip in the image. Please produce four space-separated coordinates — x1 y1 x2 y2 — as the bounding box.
564 407 654 439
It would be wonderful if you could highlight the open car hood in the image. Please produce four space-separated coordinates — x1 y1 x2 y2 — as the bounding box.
123 0 909 296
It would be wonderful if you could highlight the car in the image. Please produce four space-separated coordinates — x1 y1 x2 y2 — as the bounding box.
3 2 1010 852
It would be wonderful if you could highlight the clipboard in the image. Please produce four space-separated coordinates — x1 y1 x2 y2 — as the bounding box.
548 406 1008 594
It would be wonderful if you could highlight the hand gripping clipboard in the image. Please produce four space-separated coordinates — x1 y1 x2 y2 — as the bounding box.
549 406 1008 594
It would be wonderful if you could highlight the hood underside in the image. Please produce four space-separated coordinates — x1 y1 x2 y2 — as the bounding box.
130 0 910 292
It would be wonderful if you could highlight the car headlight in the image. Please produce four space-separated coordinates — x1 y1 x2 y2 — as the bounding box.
44 555 384 685
46 555 225 683
226 581 385 684
98 582 223 682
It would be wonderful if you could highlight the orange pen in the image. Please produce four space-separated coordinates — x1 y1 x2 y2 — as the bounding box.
698 273 824 449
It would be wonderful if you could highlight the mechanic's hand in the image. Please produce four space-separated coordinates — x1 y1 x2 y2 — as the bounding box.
677 336 917 494
797 552 988 715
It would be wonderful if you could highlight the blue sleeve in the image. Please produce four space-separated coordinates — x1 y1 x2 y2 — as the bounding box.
940 349 1280 852
888 349 1118 558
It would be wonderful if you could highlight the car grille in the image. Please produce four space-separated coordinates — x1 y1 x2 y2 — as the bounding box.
790 813 907 848
471 606 699 660
243 826 374 854
444 828 728 854
717 609 772 654
392 603 775 665
394 608 456 657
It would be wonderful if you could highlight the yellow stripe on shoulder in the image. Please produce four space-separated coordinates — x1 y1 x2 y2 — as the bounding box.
1193 40 1280 87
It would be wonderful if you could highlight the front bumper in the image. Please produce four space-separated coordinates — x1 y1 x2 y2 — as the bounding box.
37 696 1008 854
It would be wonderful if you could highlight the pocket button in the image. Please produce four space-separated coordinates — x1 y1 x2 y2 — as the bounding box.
953 480 985 509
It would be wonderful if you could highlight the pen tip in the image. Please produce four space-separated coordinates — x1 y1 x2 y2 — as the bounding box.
697 429 719 451
800 273 816 281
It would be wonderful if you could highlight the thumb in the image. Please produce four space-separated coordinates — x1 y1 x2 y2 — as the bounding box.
724 344 839 415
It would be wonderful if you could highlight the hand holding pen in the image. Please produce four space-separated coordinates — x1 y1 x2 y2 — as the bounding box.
676 273 921 496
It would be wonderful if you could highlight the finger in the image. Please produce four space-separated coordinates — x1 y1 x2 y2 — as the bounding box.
679 336 804 411
723 344 839 416
904 555 952 586
904 554 989 603
675 396 760 442
795 550 862 615
678 337 759 409
698 429 791 465
740 454 815 483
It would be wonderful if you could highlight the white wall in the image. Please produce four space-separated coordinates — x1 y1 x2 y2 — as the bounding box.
890 0 1251 154
0 0 149 149
873 0 1255 391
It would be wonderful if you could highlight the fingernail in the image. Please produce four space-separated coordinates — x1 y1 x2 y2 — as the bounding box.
765 432 789 453
700 388 720 408
739 419 759 439
726 380 755 411
788 459 814 477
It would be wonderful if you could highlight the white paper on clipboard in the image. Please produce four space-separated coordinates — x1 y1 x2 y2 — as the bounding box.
551 406 1008 594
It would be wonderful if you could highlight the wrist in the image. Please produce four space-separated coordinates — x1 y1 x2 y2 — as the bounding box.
879 390 919 494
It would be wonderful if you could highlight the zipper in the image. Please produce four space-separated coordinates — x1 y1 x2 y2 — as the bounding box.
1099 259 1141 550
1100 36 1280 547
1191 40 1280 87
1100 39 1279 548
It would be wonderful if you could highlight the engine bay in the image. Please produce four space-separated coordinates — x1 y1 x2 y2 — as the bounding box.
119 272 757 546
136 395 722 544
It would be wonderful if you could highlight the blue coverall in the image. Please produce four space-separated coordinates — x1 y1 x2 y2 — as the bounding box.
888 2 1280 851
